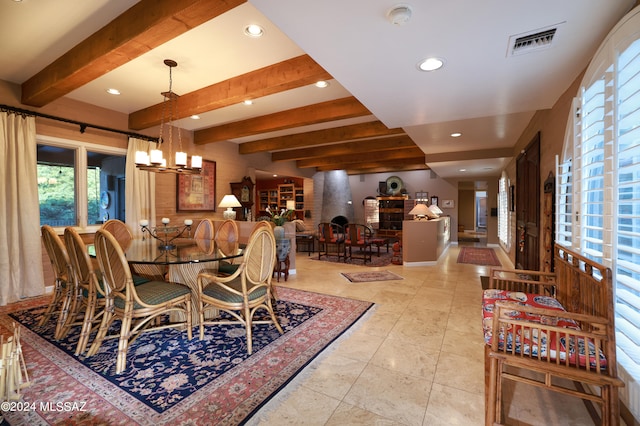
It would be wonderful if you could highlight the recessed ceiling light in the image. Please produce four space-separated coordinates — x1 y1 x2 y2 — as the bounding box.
418 57 444 71
459 168 467 172
315 80 329 88
272 174 278 177
243 100 253 106
190 115 200 120
450 132 462 137
106 88 120 95
244 24 264 37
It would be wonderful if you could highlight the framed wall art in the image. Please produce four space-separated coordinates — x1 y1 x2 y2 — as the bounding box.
177 159 216 211
430 196 439 206
442 199 455 208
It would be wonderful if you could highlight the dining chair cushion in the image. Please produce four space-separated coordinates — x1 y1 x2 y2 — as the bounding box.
202 279 267 304
113 281 191 310
217 262 240 276
132 274 151 286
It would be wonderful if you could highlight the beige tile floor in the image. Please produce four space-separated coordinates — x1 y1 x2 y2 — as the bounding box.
248 242 596 426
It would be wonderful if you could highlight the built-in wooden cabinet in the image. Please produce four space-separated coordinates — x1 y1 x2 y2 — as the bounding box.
295 188 304 211
259 189 279 213
256 178 304 219
278 184 295 210
377 195 409 236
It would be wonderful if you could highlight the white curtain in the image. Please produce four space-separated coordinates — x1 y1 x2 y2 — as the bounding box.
125 138 155 237
0 111 44 305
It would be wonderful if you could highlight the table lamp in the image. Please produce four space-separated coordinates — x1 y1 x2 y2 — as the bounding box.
429 204 443 216
219 194 241 220
408 203 430 220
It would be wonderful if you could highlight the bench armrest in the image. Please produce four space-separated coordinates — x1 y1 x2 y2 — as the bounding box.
488 267 557 297
489 300 615 375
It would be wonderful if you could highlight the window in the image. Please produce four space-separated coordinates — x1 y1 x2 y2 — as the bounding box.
498 174 509 247
559 15 640 418
37 135 126 229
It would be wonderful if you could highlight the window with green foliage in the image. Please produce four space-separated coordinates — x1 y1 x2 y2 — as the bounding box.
37 137 126 228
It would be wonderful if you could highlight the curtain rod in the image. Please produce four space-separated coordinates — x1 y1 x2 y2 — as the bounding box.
0 103 159 143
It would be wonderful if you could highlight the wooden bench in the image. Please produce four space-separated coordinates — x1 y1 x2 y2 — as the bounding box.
483 245 624 425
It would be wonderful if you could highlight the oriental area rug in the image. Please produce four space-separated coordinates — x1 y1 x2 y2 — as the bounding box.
341 270 404 283
0 288 373 425
457 247 502 267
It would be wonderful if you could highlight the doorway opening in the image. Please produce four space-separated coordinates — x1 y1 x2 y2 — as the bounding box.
476 190 487 231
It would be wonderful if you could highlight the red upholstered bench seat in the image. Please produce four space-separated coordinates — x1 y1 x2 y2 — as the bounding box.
482 289 607 369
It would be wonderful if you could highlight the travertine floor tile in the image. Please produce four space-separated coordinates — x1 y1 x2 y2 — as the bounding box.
343 364 431 426
252 243 594 425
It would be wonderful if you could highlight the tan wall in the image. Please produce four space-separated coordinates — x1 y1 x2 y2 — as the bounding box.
458 189 475 231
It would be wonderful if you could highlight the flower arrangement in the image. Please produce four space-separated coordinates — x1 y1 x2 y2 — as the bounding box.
266 206 293 226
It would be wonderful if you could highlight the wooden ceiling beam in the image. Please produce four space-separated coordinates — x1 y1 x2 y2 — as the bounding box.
194 96 371 144
270 134 415 161
314 155 427 172
344 163 429 175
297 147 424 168
129 54 331 130
21 0 245 107
241 120 404 155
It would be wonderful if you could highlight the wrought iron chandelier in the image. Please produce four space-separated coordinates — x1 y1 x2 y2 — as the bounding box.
135 59 202 174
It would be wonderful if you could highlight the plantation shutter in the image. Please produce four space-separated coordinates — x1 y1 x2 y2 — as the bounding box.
580 76 607 263
498 176 508 246
615 39 640 378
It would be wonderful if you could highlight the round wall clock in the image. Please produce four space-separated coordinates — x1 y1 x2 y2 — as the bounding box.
100 191 111 209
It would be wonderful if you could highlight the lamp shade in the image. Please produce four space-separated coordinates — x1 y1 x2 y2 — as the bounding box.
219 194 241 220
429 204 443 215
218 194 241 208
408 203 430 218
286 200 295 210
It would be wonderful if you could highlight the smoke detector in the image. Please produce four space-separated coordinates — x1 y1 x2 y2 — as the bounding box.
387 4 412 26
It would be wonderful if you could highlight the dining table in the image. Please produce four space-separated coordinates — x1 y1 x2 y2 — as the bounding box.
89 237 244 324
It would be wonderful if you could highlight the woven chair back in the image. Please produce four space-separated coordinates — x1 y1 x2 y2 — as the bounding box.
243 226 276 285
101 219 132 250
193 219 214 240
41 225 70 280
215 219 239 243
94 229 131 294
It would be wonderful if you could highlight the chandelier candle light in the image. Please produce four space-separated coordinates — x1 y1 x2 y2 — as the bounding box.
139 218 192 250
135 59 202 174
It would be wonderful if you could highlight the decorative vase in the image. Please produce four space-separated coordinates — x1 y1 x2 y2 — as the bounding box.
276 238 290 261
273 225 285 239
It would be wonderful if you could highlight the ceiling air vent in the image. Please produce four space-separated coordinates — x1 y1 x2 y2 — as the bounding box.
508 23 563 56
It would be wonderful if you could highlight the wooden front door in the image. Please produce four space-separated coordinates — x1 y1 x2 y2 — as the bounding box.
516 133 540 270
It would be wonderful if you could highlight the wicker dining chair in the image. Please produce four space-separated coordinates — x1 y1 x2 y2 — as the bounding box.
196 225 283 354
193 218 214 240
39 225 72 339
215 219 241 276
101 219 132 250
87 229 193 374
101 219 161 282
62 227 109 355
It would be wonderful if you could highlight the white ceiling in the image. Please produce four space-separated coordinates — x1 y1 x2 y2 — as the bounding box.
0 0 635 178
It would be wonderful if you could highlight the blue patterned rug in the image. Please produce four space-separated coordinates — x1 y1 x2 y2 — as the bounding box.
1 287 373 425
